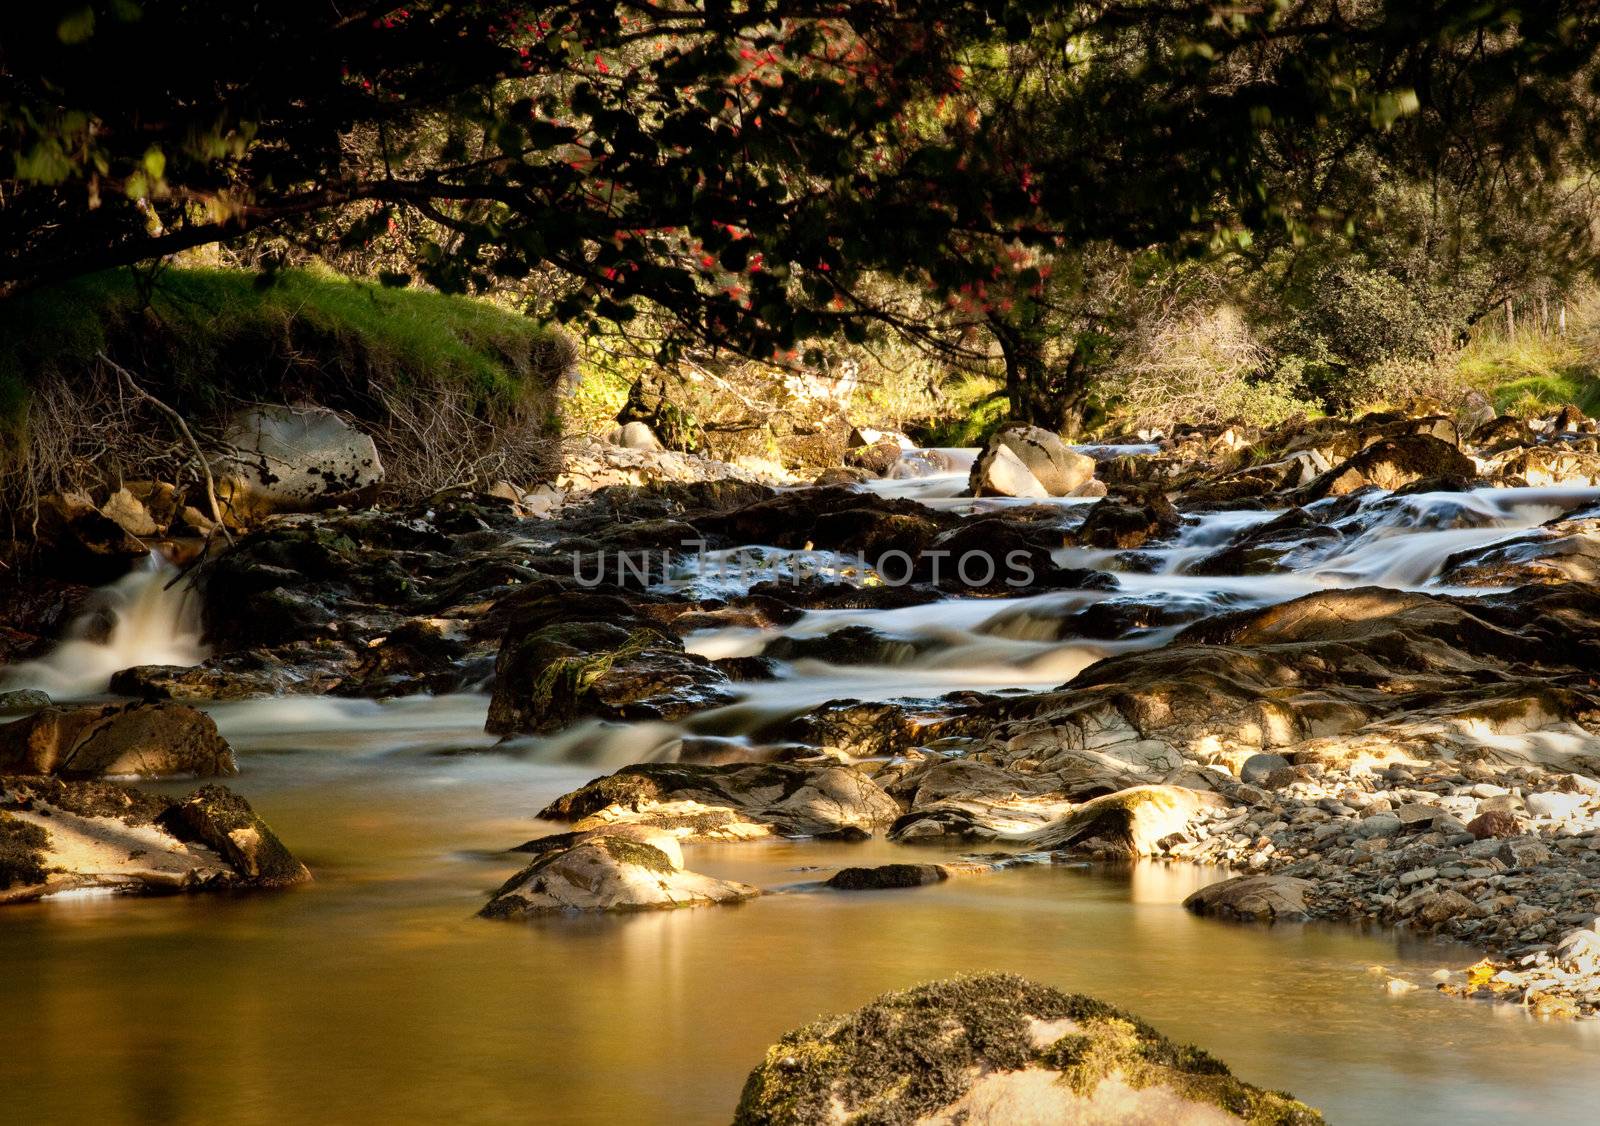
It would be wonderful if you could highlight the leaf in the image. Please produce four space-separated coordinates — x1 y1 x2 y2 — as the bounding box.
57 6 95 43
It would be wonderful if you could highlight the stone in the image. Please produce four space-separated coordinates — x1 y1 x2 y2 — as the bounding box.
1240 753 1293 786
733 974 1323 1125
1021 786 1228 857
1357 813 1403 839
1304 434 1475 498
1408 889 1475 927
825 863 949 891
1525 791 1590 820
0 702 236 779
0 689 51 715
968 442 1048 499
617 421 666 451
1184 875 1314 921
99 487 160 537
214 404 383 517
1498 838 1552 868
0 776 307 903
480 828 757 916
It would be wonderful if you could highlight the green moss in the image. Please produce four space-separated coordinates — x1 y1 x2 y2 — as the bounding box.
596 834 676 874
0 810 51 890
733 973 1323 1126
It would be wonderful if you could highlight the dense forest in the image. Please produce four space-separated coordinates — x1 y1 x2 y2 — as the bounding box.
8 4 1600 1124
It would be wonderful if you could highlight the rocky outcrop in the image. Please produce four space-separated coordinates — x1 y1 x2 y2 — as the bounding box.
1301 434 1475 499
1184 875 1313 921
480 827 756 917
734 974 1322 1125
1017 785 1229 857
0 777 308 903
0 702 235 778
538 761 901 841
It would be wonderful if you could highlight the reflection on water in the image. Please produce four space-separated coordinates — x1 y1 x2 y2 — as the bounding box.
3 744 1599 1126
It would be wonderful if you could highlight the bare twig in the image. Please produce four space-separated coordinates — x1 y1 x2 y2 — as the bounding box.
96 352 234 544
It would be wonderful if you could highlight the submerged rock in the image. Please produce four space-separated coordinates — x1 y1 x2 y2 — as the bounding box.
480 827 756 917
824 863 948 890
1184 875 1313 922
0 702 236 779
734 974 1322 1125
0 776 308 903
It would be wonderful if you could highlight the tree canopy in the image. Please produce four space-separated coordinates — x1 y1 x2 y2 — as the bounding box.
5 2 1600 422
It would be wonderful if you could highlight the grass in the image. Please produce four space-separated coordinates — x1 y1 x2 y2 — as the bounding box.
0 266 569 431
1455 319 1600 418
909 374 1009 446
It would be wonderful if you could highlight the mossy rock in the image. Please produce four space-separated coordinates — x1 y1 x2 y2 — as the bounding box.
734 973 1322 1125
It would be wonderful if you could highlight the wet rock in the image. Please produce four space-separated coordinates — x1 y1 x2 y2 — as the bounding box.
734 974 1322 1125
1494 445 1600 488
480 827 757 917
165 784 311 885
0 702 235 778
825 863 948 890
1075 493 1180 550
0 776 307 903
538 761 900 840
215 405 383 518
1188 508 1341 576
811 466 872 488
841 438 903 477
0 690 51 715
1184 875 1313 921
761 626 923 667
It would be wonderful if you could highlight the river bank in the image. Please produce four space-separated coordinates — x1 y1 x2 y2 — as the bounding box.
8 405 1600 1119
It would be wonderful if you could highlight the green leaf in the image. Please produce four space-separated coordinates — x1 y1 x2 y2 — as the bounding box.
57 6 96 43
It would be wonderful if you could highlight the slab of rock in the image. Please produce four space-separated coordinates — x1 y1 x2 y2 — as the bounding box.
734 974 1322 1125
480 828 756 917
215 404 383 517
0 777 308 903
0 702 236 778
1184 875 1313 921
1304 434 1474 498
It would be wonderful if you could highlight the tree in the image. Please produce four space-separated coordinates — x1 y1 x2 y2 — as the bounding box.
6 2 1599 427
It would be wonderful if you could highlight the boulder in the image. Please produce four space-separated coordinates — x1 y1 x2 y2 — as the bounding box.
0 776 308 903
842 438 903 477
617 421 666 451
968 442 1049 499
215 405 383 517
1076 494 1180 550
480 828 756 916
539 761 901 840
1019 786 1228 857
99 487 160 537
825 863 949 890
0 702 236 778
734 974 1322 1125
1184 875 1313 922
1303 434 1475 498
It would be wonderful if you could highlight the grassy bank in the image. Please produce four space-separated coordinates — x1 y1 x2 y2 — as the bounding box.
0 267 573 521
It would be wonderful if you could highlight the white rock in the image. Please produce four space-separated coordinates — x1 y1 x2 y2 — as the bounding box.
216 405 382 515
617 421 666 451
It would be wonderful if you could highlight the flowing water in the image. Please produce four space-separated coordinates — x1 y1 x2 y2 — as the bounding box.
6 468 1600 1123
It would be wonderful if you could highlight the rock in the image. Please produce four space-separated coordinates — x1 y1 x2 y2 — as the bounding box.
165 784 311 885
0 776 308 903
842 438 904 477
0 702 236 778
1458 390 1497 435
968 442 1048 499
215 404 383 518
99 487 160 537
811 466 872 488
1407 889 1475 927
1019 786 1228 857
733 974 1323 1125
34 490 150 583
1356 813 1402 839
825 863 948 890
539 761 902 840
617 421 666 451
991 424 1097 497
1184 875 1313 921
1240 753 1292 786
0 690 50 715
1303 434 1475 498
1466 811 1522 840
1498 838 1552 868
1385 978 1419 996
479 828 757 916
1076 494 1180 550
1525 791 1590 820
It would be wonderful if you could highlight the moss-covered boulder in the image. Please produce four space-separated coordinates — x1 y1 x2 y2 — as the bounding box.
0 776 309 903
734 974 1322 1125
480 827 757 917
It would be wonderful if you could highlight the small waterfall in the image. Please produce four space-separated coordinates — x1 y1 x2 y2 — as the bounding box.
2 558 207 700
